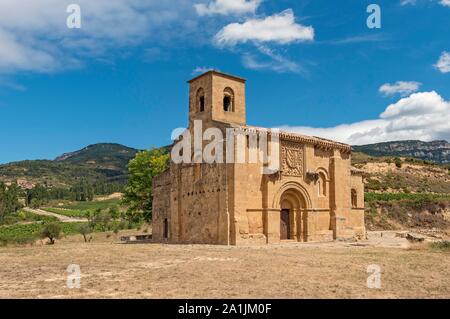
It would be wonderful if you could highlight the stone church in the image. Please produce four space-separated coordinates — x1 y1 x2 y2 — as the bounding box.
152 71 365 245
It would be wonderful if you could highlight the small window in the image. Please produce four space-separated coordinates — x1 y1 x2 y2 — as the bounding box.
318 172 327 197
199 96 205 112
223 96 231 111
351 189 357 208
196 88 205 112
163 218 169 239
223 87 234 112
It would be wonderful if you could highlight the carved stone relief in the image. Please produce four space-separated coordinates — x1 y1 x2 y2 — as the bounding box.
281 140 304 177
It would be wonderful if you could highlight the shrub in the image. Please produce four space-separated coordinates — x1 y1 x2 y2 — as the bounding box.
394 157 402 168
17 211 27 220
88 209 112 231
118 220 128 230
16 235 36 246
365 192 450 203
30 198 44 209
108 206 120 219
40 222 62 245
78 224 92 242
429 241 450 251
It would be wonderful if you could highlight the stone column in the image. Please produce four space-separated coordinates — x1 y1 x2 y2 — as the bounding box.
292 208 299 241
329 149 350 240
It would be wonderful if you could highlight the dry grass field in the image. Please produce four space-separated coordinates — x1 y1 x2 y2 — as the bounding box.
0 232 449 299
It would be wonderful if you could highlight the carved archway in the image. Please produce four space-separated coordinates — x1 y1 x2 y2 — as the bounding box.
274 182 310 242
272 181 312 209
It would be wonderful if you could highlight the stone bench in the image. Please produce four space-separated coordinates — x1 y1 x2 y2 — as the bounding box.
120 234 152 242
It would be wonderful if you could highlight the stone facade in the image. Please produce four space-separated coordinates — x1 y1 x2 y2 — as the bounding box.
152 71 365 245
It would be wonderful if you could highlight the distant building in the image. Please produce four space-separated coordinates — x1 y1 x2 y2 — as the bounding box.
152 71 365 245
5 179 35 190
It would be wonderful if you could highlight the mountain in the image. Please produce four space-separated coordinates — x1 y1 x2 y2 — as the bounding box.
351 147 450 233
0 143 139 188
1 140 448 190
55 143 139 168
353 140 450 164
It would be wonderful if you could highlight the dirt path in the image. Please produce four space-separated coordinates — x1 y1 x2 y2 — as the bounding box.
23 207 88 223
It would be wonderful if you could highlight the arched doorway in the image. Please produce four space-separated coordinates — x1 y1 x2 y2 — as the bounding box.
279 188 307 241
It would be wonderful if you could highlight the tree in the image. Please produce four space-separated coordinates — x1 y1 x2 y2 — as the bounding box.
0 182 22 223
71 179 94 202
26 184 48 207
40 222 62 245
108 205 120 219
97 211 112 231
122 148 169 221
78 224 93 242
0 182 8 223
394 157 402 168
88 208 113 231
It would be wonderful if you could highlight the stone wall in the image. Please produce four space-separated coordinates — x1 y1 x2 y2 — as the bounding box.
152 169 171 242
152 70 365 245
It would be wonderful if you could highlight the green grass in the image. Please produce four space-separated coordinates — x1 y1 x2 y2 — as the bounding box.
0 222 87 245
43 198 123 218
58 198 121 211
1 210 58 225
42 207 90 218
429 241 450 252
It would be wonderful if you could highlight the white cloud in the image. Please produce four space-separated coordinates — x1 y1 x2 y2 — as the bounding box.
400 0 416 6
0 29 59 73
434 51 450 73
380 91 448 118
214 9 314 46
195 0 260 16
0 0 197 74
242 45 301 73
280 91 450 145
329 34 386 45
440 0 450 8
0 77 26 91
379 81 422 97
242 54 300 73
192 66 216 74
401 0 450 8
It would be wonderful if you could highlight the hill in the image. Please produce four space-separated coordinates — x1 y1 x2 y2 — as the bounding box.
352 152 450 234
0 143 139 188
55 143 138 168
352 151 450 194
353 140 450 164
0 140 449 236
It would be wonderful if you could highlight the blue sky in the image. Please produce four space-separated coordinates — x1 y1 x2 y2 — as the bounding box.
0 0 449 163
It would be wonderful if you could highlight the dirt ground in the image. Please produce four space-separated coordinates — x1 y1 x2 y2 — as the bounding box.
0 232 449 299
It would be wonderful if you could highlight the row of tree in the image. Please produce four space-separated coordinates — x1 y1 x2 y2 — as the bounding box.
1 147 169 224
25 180 124 208
0 182 22 223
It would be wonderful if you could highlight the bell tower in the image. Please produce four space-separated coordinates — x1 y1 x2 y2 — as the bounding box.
187 70 246 127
